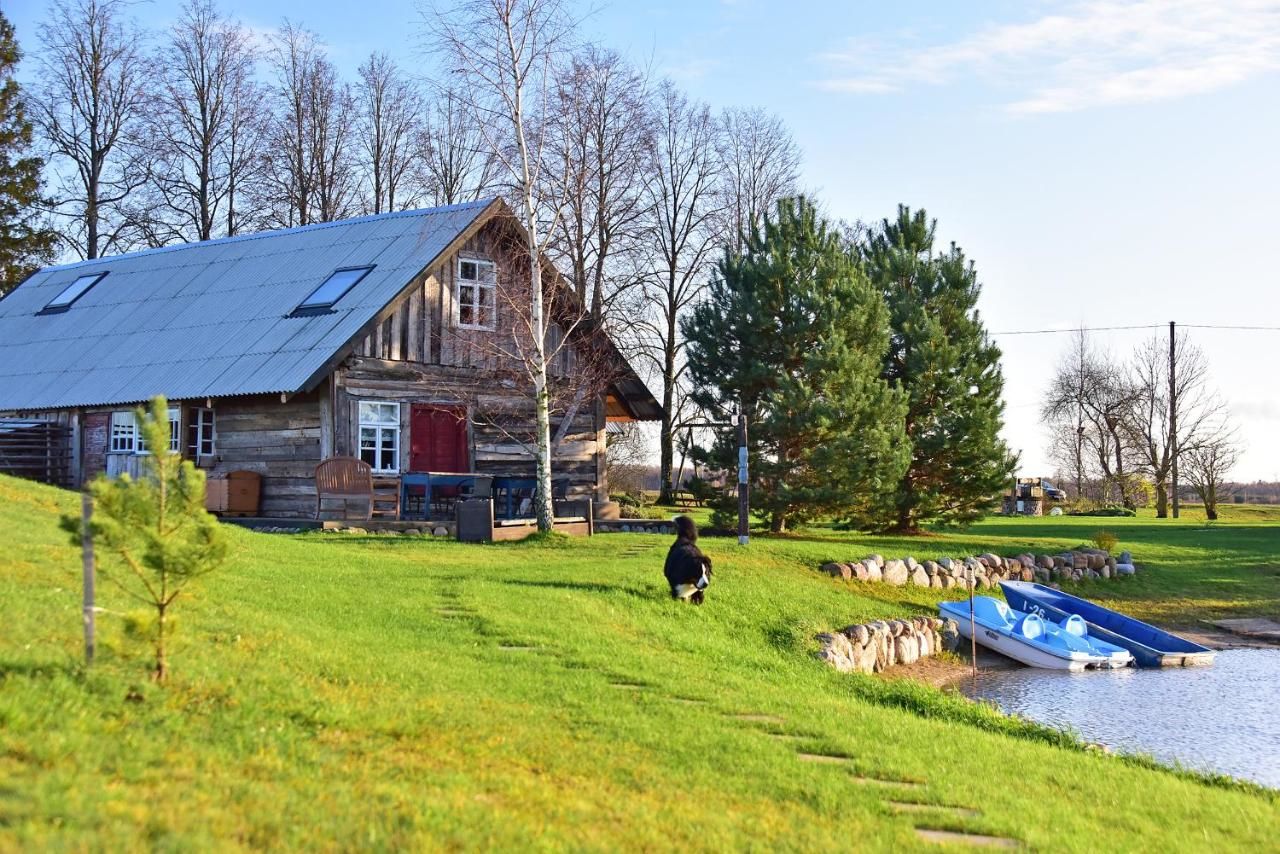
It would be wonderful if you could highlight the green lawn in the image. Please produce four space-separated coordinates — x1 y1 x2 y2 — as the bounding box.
2 474 1278 851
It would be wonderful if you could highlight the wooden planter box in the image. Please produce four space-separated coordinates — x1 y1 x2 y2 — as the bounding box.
206 470 261 516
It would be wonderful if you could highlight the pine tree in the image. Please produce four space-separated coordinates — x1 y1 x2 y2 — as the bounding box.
684 197 908 532
0 12 56 294
862 206 1014 533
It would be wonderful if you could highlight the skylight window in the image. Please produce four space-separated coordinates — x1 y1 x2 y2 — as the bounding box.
291 266 374 315
41 272 107 313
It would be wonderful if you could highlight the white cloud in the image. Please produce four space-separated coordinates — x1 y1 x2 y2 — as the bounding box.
816 0 1280 112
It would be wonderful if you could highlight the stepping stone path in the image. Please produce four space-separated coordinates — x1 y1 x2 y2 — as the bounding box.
728 713 786 724
796 752 855 765
497 644 540 652
665 696 707 705
609 681 648 690
887 801 980 819
914 828 1020 849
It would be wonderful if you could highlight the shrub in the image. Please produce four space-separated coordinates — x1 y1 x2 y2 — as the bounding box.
1092 529 1119 553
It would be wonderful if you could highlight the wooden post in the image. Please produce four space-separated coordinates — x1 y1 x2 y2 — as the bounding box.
737 411 748 546
967 562 977 685
1169 321 1180 518
81 491 95 665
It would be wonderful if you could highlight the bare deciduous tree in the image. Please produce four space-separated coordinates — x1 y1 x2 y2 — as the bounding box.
33 0 150 259
716 105 800 249
1041 330 1140 508
145 0 263 243
356 52 422 214
544 46 651 320
1127 331 1223 518
1184 429 1239 521
635 82 722 504
428 0 575 531
264 23 356 227
417 87 500 206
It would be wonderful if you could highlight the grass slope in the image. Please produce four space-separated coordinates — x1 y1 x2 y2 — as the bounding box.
2 475 1277 851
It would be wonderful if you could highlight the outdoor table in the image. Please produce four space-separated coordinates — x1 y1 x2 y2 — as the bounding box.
401 472 483 521
491 475 537 519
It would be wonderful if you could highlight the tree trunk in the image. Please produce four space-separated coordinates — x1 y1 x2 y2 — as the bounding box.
657 334 676 504
770 512 786 533
154 604 168 681
1154 481 1169 518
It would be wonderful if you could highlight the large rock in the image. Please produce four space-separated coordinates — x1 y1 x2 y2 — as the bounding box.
883 560 909 586
1072 552 1088 570
938 557 954 571
1120 550 1133 564
850 562 869 581
910 566 930 587
980 553 1002 568
1021 567 1036 583
930 573 944 589
940 574 955 589
940 620 961 652
868 553 886 569
893 634 919 666
923 559 939 576
1018 554 1036 570
821 562 850 579
1037 555 1054 570
905 556 920 571
1115 563 1136 576
817 634 855 672
1100 565 1112 579
845 624 870 646
1087 553 1105 571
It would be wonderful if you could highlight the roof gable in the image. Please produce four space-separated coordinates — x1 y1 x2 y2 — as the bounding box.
0 200 497 411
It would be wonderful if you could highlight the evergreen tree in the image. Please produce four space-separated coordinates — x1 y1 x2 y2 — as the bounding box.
684 197 908 532
0 12 56 294
862 205 1014 533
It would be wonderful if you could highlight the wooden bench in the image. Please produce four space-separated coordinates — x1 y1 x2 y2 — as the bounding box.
316 457 374 520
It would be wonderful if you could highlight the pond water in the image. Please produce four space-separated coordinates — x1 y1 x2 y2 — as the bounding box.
961 649 1280 788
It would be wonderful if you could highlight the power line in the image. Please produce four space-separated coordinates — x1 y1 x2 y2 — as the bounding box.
991 322 1280 336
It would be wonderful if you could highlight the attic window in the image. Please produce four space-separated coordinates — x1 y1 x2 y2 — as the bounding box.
40 272 107 313
291 266 374 316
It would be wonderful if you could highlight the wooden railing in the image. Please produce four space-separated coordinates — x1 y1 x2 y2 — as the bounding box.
0 420 74 487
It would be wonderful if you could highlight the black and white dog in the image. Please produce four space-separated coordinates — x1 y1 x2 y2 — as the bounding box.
664 516 713 604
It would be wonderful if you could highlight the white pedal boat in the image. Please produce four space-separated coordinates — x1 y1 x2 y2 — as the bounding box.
940 597 1133 671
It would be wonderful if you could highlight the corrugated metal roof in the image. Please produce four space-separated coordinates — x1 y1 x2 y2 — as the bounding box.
0 200 496 411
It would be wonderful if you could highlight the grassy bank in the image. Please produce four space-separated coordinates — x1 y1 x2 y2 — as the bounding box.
2 475 1277 850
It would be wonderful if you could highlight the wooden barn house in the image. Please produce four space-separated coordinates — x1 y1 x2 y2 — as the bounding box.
0 199 659 519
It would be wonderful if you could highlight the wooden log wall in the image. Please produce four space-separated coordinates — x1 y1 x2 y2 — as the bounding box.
211 392 322 517
0 419 73 487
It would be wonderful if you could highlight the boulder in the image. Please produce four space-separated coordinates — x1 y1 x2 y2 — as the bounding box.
883 560 909 586
938 557 954 571
1100 565 1111 579
1106 556 1117 572
851 561 870 581
981 553 1003 568
930 573 944 589
821 562 846 579
1120 550 1133 564
868 553 886 569
918 630 933 658
940 620 961 652
940 574 954 589
1115 563 1136 576
846 624 870 646
1087 554 1105 571
1072 552 1088 570
1022 567 1036 583
816 633 855 672
865 560 883 582
906 556 920 571
1018 554 1036 570
923 559 939 576
1037 555 1054 570
975 575 990 590
910 566 930 587
853 640 878 673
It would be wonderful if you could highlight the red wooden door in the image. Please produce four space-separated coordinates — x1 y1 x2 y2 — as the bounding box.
409 406 469 472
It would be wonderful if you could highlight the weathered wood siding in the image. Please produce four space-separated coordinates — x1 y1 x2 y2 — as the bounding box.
212 392 322 517
335 357 604 499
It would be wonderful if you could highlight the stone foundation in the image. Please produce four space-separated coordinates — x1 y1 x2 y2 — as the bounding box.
816 617 960 674
819 549 1139 588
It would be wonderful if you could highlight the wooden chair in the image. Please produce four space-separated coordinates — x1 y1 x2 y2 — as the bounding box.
316 457 373 520
371 475 402 519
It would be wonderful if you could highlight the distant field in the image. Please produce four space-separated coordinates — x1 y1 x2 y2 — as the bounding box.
2 474 1277 850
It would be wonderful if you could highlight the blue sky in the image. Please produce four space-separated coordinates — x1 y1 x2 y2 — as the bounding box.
9 0 1280 480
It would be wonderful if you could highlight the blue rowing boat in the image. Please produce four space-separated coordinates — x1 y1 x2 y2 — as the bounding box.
1000 581 1216 668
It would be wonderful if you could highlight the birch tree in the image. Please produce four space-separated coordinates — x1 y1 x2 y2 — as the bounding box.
428 0 574 531
33 0 150 259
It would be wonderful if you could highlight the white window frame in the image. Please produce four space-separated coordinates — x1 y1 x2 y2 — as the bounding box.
358 401 401 474
454 257 496 331
187 407 216 458
110 407 180 455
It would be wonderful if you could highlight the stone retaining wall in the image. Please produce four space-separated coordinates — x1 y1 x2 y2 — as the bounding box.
819 549 1139 589
816 617 960 674
595 519 676 535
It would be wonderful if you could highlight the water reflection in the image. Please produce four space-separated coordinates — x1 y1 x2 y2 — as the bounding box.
961 649 1280 788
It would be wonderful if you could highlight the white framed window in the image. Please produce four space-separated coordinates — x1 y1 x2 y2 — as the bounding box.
110 407 180 455
455 257 496 330
187 407 216 458
109 411 138 453
358 401 400 473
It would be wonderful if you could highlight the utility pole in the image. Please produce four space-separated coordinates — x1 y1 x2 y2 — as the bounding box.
1169 321 1179 519
737 409 749 546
